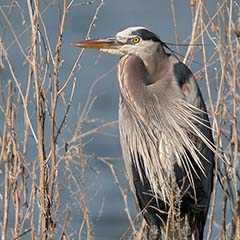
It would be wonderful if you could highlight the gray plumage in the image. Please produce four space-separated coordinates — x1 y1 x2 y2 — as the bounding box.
73 26 215 240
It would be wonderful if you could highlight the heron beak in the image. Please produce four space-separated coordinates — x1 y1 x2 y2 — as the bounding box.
72 38 122 50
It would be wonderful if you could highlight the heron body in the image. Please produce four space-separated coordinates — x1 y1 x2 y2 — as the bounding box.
73 27 215 239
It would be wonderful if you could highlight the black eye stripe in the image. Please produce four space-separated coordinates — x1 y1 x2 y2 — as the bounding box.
131 29 161 42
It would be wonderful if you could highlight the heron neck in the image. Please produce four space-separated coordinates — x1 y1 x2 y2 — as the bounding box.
143 46 169 84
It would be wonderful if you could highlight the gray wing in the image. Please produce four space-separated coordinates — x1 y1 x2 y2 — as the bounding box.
173 61 214 193
173 61 215 237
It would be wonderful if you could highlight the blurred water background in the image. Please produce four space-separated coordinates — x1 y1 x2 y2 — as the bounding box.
0 0 228 239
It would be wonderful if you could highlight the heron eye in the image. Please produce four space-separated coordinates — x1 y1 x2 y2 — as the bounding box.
132 37 141 44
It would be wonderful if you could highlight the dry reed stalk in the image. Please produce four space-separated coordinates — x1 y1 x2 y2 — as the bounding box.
1 81 12 240
27 0 53 238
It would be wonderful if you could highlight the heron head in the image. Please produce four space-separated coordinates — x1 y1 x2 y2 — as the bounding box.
73 26 164 59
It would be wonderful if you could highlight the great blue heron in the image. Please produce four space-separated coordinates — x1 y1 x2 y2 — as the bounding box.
73 27 215 239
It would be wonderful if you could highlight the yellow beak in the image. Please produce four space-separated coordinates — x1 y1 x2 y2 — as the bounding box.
72 38 122 49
